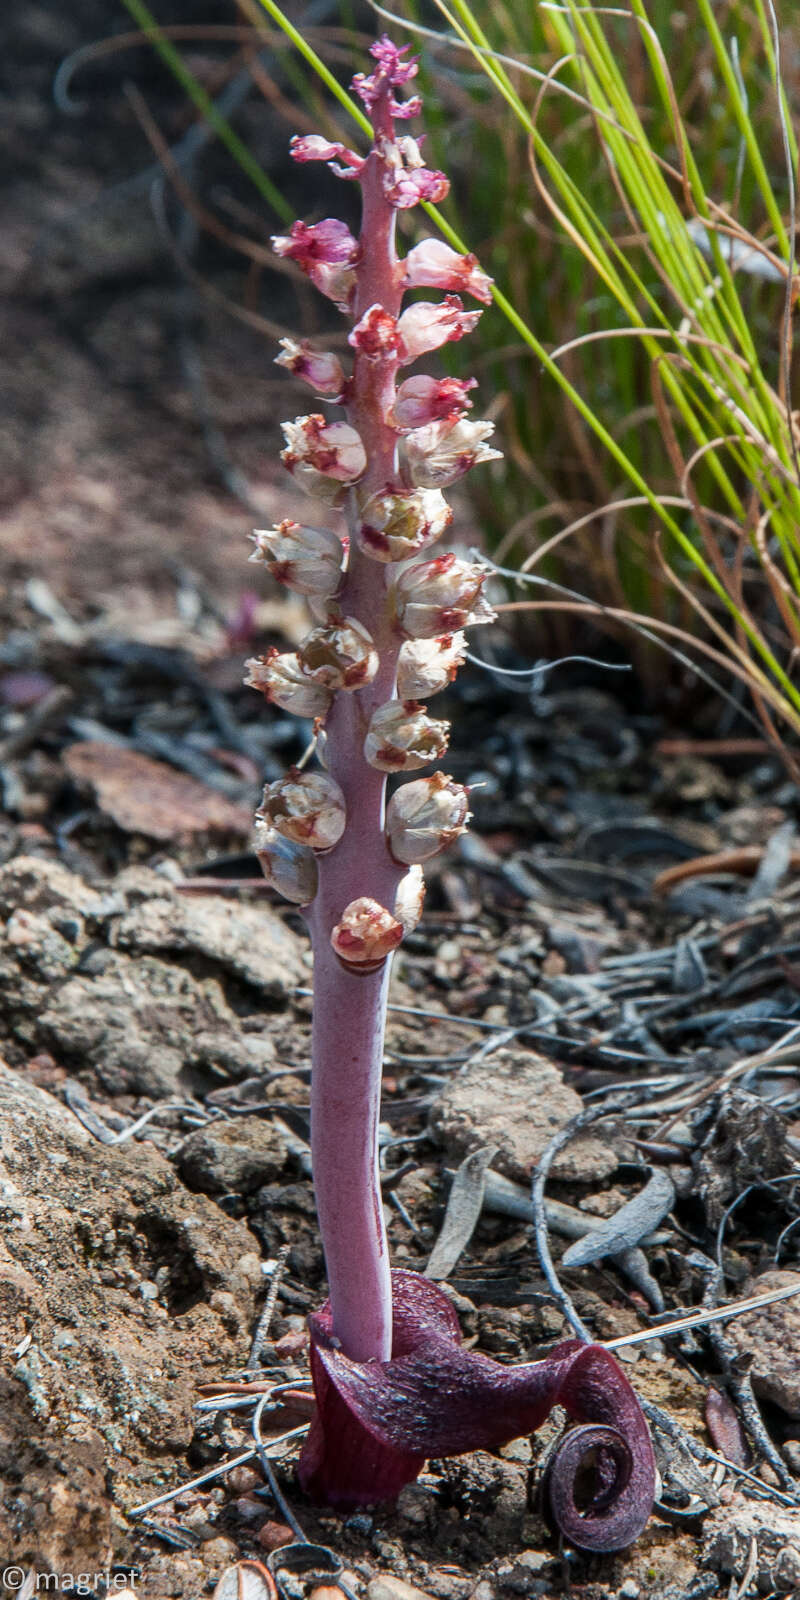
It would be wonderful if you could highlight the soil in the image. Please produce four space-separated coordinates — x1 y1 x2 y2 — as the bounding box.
3 8 800 1600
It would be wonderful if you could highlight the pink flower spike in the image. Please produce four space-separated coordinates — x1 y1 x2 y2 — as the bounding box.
348 305 404 363
275 339 346 399
352 36 422 119
289 135 364 180
397 297 483 364
364 700 450 771
391 553 496 638
403 239 494 303
405 416 502 489
391 375 477 431
331 897 404 973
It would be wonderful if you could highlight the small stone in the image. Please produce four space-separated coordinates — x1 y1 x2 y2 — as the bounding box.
368 1579 435 1600
176 1118 291 1196
428 1048 614 1183
620 1582 641 1599
257 1519 295 1551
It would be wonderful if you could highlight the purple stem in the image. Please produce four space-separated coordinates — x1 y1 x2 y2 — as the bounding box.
305 84 405 1363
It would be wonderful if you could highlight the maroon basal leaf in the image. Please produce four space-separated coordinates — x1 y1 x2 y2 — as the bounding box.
298 1270 655 1551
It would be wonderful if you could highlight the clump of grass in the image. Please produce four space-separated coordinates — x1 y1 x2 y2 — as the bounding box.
391 0 800 751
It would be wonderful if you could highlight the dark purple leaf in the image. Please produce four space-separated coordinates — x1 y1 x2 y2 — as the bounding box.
298 1269 655 1550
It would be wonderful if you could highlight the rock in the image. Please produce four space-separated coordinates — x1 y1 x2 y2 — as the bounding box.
428 1048 615 1183
175 1116 291 1195
723 1270 800 1416
39 949 271 1097
0 855 296 1096
0 1058 262 1567
702 1494 800 1591
64 740 253 840
113 885 307 997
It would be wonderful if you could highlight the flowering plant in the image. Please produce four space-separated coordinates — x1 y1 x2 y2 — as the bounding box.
248 37 655 1550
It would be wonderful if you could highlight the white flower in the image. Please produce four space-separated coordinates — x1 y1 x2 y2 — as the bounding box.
394 864 426 931
281 415 366 503
364 700 450 771
253 821 318 904
404 416 502 489
249 521 345 599
385 773 469 864
391 554 495 639
403 239 493 303
275 339 346 398
331 897 404 971
356 487 451 562
298 616 378 691
245 650 332 719
396 296 482 364
257 770 346 851
396 633 466 698
391 374 476 430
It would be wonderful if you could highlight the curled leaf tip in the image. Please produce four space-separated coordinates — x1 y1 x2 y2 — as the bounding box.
298 1270 655 1550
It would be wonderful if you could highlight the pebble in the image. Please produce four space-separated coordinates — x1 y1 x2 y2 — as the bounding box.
257 1518 295 1551
367 1578 435 1600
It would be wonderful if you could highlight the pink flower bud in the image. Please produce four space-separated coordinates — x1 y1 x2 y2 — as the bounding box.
392 553 496 638
396 297 483 364
271 219 358 311
281 415 366 503
289 137 364 181
385 772 470 865
352 37 421 119
245 649 333 719
391 375 477 431
331 897 404 972
378 136 449 210
298 615 378 691
348 306 404 363
394 864 425 931
257 769 346 851
405 417 502 489
357 487 452 562
275 339 346 398
364 700 450 771
250 521 346 599
403 239 493 304
396 633 466 697
253 821 319 905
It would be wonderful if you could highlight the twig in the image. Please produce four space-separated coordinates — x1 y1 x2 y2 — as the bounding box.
248 1245 292 1369
127 1425 307 1517
530 1095 639 1340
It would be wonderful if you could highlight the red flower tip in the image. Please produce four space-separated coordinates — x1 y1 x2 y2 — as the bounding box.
298 1270 655 1551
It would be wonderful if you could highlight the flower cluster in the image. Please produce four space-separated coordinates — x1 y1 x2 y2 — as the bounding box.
248 33 501 970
